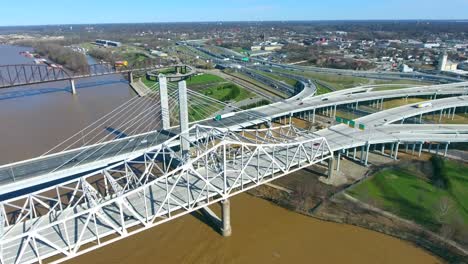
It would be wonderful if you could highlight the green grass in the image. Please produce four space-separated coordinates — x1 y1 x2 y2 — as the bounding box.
200 83 252 102
348 159 468 232
273 69 434 91
240 99 271 110
335 110 359 121
186 74 225 86
424 113 468 125
256 70 299 87
273 69 369 90
373 79 433 86
315 82 332 95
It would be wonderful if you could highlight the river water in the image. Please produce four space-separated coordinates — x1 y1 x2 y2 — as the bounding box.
0 45 134 164
0 45 441 263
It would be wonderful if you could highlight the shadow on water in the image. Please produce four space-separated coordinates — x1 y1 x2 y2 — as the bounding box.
105 127 128 139
0 79 128 101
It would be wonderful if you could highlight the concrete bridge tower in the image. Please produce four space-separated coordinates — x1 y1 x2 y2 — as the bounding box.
159 74 170 130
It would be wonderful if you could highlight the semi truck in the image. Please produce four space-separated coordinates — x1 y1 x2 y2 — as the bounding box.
214 112 236 121
415 102 432 108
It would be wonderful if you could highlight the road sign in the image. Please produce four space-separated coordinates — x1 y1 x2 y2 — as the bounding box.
215 115 222 121
359 124 365 130
349 120 355 128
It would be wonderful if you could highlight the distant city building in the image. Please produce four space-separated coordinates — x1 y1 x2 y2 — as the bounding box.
438 53 458 71
263 45 283 51
149 49 168 57
399 64 413 73
250 45 262 51
422 43 440 49
95 39 122 47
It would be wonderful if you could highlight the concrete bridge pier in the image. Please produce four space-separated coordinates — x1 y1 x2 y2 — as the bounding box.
364 143 370 166
444 142 450 157
327 154 335 178
221 199 232 237
197 199 231 237
70 79 76 94
394 143 400 160
128 72 134 83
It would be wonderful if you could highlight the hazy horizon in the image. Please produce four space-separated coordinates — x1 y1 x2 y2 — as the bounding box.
1 0 468 27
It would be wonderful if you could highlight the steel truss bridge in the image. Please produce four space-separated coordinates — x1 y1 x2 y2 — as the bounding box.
0 125 332 264
0 63 194 90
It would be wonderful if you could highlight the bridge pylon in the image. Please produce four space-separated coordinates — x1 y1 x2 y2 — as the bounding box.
178 81 190 156
159 74 170 130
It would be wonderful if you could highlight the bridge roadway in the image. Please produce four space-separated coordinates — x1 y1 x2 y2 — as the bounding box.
0 83 467 196
260 61 467 83
0 126 333 264
315 96 468 153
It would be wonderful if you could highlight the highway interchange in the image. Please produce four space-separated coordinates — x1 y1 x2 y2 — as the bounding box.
0 78 467 196
1 41 468 197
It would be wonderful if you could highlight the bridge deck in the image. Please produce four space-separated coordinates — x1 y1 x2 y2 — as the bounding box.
0 87 467 196
1 132 330 264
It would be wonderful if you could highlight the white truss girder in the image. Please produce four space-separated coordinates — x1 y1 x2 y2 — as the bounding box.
0 125 332 264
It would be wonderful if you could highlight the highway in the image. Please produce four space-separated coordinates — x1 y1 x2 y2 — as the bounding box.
0 82 467 196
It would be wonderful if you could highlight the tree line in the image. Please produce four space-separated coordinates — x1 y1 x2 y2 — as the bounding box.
17 40 88 73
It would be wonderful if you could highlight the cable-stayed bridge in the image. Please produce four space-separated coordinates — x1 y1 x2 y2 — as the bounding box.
0 73 467 263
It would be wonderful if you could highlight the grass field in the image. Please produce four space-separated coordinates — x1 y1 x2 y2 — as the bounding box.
186 73 225 86
348 158 468 232
314 82 332 95
382 98 426 109
273 68 435 91
200 83 252 102
334 110 360 120
424 113 468 125
256 70 299 87
373 79 433 86
141 73 253 122
225 71 288 98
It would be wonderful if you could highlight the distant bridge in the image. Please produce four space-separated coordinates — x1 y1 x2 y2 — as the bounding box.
0 63 195 94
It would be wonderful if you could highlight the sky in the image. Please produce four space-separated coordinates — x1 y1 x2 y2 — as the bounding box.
1 0 468 26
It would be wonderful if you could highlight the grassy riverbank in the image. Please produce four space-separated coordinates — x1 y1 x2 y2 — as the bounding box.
248 155 468 262
348 158 468 235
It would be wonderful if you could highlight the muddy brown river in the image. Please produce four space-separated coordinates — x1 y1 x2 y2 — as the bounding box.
0 45 441 263
66 194 441 264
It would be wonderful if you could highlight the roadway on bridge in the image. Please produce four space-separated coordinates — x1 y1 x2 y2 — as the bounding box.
0 83 467 196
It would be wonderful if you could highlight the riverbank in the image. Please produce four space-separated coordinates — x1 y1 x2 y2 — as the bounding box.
248 155 468 263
